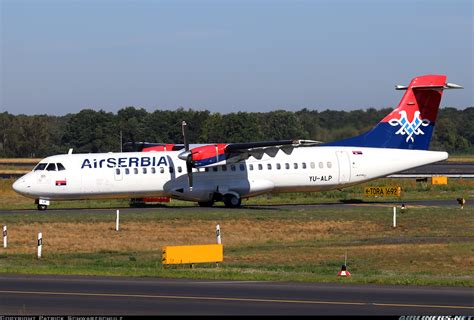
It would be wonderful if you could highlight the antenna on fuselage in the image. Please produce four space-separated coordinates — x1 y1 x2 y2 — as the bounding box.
68 148 73 154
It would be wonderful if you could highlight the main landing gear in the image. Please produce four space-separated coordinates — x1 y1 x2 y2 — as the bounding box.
223 193 241 208
197 193 242 208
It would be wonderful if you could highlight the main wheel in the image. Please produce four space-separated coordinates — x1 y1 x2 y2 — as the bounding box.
223 194 241 208
37 204 47 211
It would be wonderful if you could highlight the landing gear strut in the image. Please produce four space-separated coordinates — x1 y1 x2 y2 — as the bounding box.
37 204 48 211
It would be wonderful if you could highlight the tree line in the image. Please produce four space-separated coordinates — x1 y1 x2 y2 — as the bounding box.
0 106 473 158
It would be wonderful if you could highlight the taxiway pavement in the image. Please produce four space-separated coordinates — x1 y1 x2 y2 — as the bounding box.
1 274 473 315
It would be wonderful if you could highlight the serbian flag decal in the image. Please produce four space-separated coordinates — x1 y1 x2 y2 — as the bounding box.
55 180 67 186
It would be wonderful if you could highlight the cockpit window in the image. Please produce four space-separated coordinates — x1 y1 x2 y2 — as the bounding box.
34 163 47 171
46 163 57 171
57 163 66 171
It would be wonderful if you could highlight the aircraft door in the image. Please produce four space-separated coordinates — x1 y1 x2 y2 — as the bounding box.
114 168 123 181
335 151 351 183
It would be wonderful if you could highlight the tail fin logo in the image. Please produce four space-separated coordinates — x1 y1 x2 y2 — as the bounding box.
388 110 430 143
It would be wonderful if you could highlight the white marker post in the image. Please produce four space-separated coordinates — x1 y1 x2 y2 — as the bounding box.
393 207 397 228
37 232 43 259
216 224 221 244
116 209 120 231
3 226 7 248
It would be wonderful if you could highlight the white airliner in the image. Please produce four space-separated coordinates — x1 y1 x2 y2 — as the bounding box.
12 75 462 210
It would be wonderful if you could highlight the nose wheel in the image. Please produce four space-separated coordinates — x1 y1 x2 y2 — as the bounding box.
35 199 50 211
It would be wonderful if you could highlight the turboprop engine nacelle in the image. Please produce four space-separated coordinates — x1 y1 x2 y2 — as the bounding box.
178 144 227 167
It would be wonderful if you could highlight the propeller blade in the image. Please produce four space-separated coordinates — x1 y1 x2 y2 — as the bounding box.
181 120 193 190
182 121 189 152
186 156 194 190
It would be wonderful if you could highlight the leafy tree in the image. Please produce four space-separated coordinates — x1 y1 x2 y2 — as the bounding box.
62 109 118 153
1 105 472 157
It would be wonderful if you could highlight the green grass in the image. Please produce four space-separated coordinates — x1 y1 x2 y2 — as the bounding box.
0 205 472 286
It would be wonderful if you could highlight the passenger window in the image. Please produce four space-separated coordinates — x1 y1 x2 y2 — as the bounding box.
34 163 47 171
240 164 245 171
115 168 121 175
276 163 281 170
231 164 236 171
221 165 227 171
319 162 324 168
310 162 315 169
57 163 66 171
285 163 290 170
134 168 138 174
267 163 272 170
46 163 56 171
249 164 254 171
178 166 182 173
143 168 147 174
125 168 130 175
258 164 263 170
327 162 332 168
294 163 298 169
160 167 164 174
302 162 307 169
151 167 156 174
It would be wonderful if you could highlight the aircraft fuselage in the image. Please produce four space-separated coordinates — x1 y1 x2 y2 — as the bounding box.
12 146 448 204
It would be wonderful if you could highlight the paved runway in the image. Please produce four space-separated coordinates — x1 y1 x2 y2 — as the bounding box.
0 274 472 315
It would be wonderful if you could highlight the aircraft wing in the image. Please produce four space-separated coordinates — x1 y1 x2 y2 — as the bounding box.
225 139 322 152
182 139 323 167
224 139 323 161
132 139 323 166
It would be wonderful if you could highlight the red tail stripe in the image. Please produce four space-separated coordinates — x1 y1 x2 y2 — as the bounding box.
381 75 446 123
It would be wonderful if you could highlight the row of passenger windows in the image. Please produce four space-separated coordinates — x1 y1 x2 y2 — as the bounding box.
34 163 66 171
115 161 332 176
116 167 172 175
248 161 332 171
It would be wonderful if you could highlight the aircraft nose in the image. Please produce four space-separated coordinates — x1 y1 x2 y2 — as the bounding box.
12 178 27 194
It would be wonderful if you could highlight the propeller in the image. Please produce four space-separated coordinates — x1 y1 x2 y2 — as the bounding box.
181 121 193 190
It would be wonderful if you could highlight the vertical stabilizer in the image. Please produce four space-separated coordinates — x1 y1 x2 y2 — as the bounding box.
325 75 462 150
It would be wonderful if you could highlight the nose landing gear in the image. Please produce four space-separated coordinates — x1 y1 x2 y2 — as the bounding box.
35 199 50 211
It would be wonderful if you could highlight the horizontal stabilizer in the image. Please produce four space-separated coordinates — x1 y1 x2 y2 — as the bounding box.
395 82 463 90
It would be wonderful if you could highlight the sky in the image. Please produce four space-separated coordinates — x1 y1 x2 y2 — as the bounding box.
1 0 473 116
